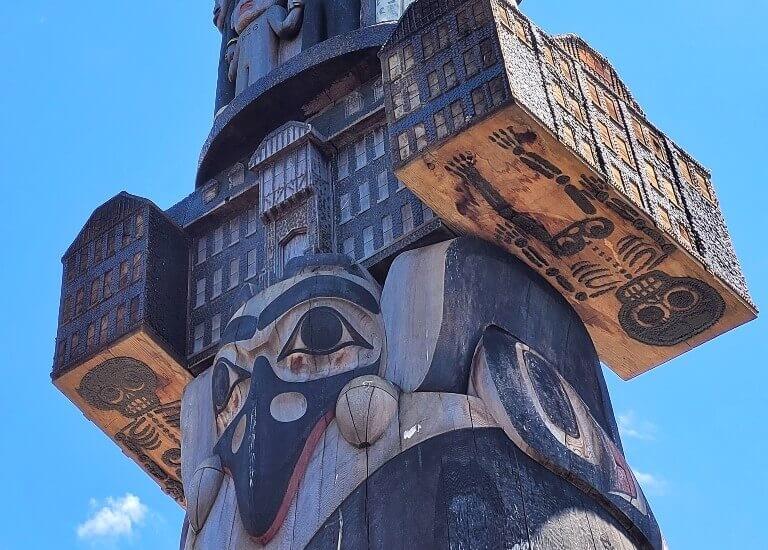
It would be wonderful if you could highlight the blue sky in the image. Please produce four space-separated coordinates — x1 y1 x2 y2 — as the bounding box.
0 1 765 548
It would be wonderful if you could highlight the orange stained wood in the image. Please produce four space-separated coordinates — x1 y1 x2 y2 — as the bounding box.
396 101 756 379
54 327 191 504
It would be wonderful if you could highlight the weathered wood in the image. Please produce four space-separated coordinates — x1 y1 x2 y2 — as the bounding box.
395 102 756 378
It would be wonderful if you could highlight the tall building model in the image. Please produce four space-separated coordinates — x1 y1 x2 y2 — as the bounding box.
51 1 755 548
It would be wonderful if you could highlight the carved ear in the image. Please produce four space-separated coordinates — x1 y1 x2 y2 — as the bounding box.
187 455 226 534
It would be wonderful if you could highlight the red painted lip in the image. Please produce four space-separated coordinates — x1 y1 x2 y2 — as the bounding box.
256 410 335 545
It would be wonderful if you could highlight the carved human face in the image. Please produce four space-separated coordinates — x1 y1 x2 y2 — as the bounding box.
210 260 385 543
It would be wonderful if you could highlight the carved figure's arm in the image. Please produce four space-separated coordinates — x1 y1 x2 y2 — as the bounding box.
269 0 304 39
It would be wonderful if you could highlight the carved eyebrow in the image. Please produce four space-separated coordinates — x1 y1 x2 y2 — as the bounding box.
257 276 380 330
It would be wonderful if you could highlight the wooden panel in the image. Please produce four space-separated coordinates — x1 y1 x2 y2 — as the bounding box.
54 328 191 503
395 102 756 378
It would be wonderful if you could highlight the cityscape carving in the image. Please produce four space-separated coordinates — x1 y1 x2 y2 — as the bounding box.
51 0 754 548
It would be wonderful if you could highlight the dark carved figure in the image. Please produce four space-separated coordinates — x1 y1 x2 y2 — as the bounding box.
180 240 662 549
301 0 361 50
617 271 726 346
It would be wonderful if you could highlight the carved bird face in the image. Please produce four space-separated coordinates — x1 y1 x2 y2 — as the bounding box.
210 259 385 543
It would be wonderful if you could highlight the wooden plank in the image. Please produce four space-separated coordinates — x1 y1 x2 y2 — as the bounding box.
396 102 756 378
53 327 191 503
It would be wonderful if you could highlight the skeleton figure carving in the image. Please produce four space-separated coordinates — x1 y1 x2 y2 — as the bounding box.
180 241 663 549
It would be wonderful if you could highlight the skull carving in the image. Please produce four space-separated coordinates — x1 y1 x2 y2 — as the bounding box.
77 357 160 418
616 271 725 347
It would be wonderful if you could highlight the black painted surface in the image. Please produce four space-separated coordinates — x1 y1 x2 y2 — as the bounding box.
307 429 653 550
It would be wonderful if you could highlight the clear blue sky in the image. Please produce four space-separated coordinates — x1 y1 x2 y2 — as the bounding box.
0 1 765 548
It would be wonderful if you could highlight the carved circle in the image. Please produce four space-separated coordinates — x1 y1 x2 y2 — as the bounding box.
270 392 308 423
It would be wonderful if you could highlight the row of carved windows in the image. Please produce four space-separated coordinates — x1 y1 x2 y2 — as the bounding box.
340 202 433 260
61 253 143 325
57 296 140 363
193 313 222 354
339 171 405 224
196 209 258 266
66 212 144 282
337 127 387 180
194 249 259 309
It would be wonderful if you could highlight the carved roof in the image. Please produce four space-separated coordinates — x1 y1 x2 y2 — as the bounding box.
248 121 326 169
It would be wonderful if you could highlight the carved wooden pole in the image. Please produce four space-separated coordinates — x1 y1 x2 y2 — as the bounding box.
214 0 236 116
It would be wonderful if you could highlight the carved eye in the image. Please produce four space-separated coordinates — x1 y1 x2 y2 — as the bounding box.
277 306 372 361
212 359 251 417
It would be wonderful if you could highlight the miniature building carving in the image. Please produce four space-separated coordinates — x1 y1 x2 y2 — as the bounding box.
381 0 755 377
52 0 754 547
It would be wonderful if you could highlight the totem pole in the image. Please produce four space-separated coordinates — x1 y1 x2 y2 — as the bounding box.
52 1 755 549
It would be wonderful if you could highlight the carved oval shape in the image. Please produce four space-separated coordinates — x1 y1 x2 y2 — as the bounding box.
270 392 307 422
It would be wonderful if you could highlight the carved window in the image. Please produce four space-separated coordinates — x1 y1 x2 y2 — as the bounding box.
211 314 222 344
247 206 258 235
558 56 574 83
451 101 465 129
443 62 457 90
657 206 673 231
213 226 224 256
119 261 130 289
561 124 575 148
247 249 258 280
541 43 555 67
649 132 667 164
75 287 85 316
437 23 450 50
100 315 110 344
362 226 375 257
338 148 350 179
340 193 352 223
403 45 415 72
212 269 223 299
116 304 126 332
71 331 80 356
66 257 77 282
204 183 219 204
552 83 566 109
568 93 584 123
132 253 142 283
359 181 371 212
480 39 497 68
80 247 89 273
464 50 479 78
406 80 421 111
471 87 487 117
374 128 386 158
135 213 144 238
94 237 104 264
62 295 73 324
402 203 414 233
435 111 448 139
122 220 132 247
472 1 487 25
427 71 441 99
229 258 240 290
422 32 436 59
129 297 139 324
597 120 611 148
355 140 368 170
677 157 692 185
397 132 410 161
387 53 402 82
87 324 96 350
610 165 624 187
677 222 694 250
90 278 100 306
615 135 633 166
193 324 205 354
414 123 428 152
627 179 644 207
343 237 356 259
56 339 67 362
373 78 384 101
662 177 680 207
513 15 531 46
197 237 207 264
393 91 406 120
579 139 596 165
346 92 362 117
456 9 472 37
604 95 621 122
195 278 206 308
644 160 659 190
261 147 310 211
586 80 601 106
382 215 393 245
489 76 506 106
106 232 116 258
632 118 648 147
377 172 389 202
229 217 240 246
282 232 308 271
695 170 714 202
